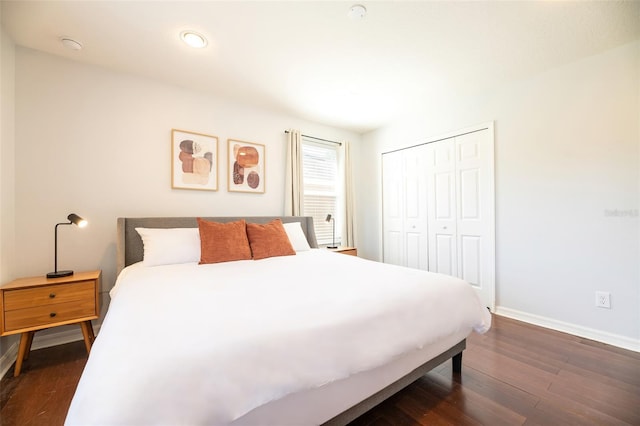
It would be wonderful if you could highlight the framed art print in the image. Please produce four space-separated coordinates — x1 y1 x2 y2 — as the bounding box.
171 129 218 191
228 139 265 193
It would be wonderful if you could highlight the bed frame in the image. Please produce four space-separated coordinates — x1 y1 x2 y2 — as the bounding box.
116 216 465 425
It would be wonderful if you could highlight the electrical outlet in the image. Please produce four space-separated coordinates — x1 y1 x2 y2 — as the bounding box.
595 291 611 309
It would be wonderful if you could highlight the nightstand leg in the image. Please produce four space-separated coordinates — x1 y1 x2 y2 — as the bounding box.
23 332 35 361
14 332 34 377
80 321 95 354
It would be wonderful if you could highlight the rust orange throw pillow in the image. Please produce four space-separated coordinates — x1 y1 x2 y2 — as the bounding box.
246 219 296 260
197 218 252 264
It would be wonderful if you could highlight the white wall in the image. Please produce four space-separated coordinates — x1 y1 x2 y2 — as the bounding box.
13 48 360 311
0 23 18 357
356 41 640 348
0 26 15 284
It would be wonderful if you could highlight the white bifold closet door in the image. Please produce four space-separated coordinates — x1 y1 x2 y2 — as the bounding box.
381 144 429 270
382 125 495 310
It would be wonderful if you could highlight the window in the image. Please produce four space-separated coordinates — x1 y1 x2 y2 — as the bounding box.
301 138 342 246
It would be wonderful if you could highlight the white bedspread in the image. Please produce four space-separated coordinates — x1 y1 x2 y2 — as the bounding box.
66 250 490 425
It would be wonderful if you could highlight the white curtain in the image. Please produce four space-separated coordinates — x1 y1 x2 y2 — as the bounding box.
284 129 303 216
342 141 356 247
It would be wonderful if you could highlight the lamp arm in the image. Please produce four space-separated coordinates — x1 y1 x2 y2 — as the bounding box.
53 221 73 274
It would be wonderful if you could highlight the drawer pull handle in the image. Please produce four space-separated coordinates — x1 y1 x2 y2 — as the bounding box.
49 312 57 318
49 293 56 298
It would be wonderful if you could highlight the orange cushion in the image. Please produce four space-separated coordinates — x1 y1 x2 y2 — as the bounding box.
246 219 296 260
197 218 252 264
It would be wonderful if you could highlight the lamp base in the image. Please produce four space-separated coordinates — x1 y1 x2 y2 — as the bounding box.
47 270 74 279
327 246 338 249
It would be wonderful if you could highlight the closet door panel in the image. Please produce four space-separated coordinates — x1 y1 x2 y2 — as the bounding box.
455 130 495 308
435 173 455 219
435 234 455 276
459 169 480 220
403 146 429 270
427 140 457 277
460 235 481 286
385 231 403 266
406 232 424 269
404 150 421 219
382 151 403 265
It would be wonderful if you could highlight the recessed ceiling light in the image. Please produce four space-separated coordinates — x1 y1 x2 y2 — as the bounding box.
348 4 367 20
180 31 207 48
60 37 82 51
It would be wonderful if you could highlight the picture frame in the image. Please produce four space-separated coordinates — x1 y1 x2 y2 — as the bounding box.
171 129 218 191
227 139 265 193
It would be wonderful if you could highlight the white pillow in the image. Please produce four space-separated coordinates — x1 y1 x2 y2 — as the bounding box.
135 227 200 267
283 222 311 251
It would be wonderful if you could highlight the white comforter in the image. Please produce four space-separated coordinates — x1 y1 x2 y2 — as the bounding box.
66 250 490 425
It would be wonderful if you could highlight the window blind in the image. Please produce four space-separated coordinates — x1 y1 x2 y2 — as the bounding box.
301 139 341 246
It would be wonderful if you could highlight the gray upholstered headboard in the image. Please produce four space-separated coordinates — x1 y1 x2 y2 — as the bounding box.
116 216 318 274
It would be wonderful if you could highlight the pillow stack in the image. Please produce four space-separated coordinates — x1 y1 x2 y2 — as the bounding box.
136 218 312 267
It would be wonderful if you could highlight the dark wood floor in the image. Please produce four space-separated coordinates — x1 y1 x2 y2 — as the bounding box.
2 315 639 425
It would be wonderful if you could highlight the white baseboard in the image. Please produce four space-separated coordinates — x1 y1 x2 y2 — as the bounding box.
495 306 640 352
0 324 101 379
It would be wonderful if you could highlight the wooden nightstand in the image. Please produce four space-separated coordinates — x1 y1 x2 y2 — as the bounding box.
0 270 101 376
328 247 357 256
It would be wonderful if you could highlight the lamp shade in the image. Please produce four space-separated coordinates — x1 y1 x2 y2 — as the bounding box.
68 213 87 228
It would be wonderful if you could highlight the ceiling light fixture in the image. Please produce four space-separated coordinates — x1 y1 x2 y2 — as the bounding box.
60 37 82 51
180 31 207 48
348 4 367 20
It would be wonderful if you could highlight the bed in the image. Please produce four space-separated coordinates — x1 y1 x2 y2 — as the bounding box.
65 216 491 425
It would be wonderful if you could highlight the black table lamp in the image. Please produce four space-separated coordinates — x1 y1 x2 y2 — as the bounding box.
325 214 337 249
47 213 88 279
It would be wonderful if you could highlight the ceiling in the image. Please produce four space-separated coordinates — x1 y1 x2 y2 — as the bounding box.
2 1 639 134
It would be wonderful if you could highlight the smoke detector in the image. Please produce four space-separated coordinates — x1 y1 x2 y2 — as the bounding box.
348 4 367 20
60 37 82 51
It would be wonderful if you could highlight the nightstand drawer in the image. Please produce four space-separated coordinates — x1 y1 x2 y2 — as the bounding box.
3 299 96 332
3 281 95 311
